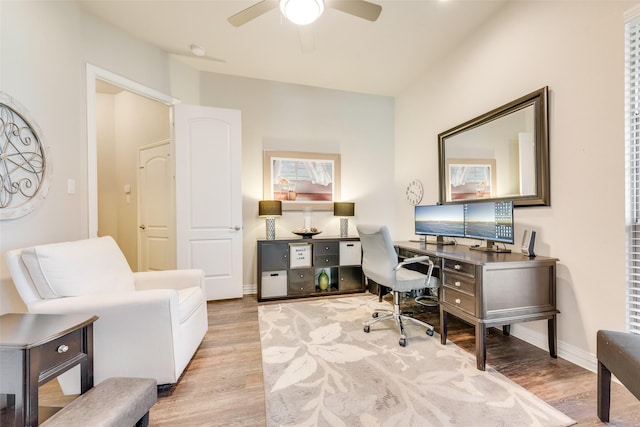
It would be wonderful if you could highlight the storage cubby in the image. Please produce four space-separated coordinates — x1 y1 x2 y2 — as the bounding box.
257 237 363 302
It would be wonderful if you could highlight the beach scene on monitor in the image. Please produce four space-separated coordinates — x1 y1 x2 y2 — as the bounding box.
415 204 465 237
464 201 513 243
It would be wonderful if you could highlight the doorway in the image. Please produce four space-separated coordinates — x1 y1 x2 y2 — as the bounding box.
88 65 175 271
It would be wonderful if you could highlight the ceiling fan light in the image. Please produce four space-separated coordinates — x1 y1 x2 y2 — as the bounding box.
279 0 324 25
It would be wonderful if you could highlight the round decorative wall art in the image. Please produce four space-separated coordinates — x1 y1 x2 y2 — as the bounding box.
0 92 51 220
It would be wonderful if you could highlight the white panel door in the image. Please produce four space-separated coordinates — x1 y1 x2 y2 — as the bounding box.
174 104 243 300
138 140 175 272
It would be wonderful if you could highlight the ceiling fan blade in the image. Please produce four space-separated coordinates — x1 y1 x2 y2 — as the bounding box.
298 26 315 54
326 0 382 22
228 0 278 27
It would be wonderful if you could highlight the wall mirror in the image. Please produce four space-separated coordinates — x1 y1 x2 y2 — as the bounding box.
438 87 549 207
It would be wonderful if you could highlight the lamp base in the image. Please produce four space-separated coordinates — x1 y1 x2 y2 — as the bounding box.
340 218 349 238
266 217 276 240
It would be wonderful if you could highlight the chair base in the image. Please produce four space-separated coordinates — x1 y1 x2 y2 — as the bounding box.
364 291 435 346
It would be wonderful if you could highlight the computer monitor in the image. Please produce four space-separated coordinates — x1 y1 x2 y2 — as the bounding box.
414 204 465 245
464 200 514 253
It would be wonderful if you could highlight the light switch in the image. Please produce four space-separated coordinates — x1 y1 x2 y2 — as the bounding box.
124 184 131 194
67 179 75 194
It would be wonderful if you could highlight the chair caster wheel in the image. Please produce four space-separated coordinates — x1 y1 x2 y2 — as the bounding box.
364 325 370 333
399 337 407 347
372 312 379 318
426 329 434 337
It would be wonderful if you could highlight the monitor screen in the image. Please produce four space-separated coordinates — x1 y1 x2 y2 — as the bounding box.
414 204 465 238
463 201 514 244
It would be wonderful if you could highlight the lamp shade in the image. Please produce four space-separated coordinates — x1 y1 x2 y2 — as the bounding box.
333 202 355 217
259 200 282 217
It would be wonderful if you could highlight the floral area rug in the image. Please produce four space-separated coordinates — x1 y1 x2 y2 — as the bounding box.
259 294 575 427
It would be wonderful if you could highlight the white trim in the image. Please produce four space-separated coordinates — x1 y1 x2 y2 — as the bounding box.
85 64 179 236
625 3 640 23
244 283 257 295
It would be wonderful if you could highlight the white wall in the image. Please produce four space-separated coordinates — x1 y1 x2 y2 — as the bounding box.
395 0 635 367
198 73 395 289
0 1 174 313
0 2 395 311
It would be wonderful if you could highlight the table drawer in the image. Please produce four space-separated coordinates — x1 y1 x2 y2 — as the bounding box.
442 288 476 316
314 254 339 267
39 330 83 374
288 268 315 295
313 242 339 256
443 259 475 277
443 271 475 296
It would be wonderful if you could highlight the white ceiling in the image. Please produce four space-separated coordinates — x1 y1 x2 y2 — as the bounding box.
78 0 509 96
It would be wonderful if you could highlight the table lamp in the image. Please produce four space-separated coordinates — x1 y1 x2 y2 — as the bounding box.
333 202 355 237
259 200 282 240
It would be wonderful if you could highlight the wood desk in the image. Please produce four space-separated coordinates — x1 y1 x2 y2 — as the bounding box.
395 241 559 371
0 313 97 427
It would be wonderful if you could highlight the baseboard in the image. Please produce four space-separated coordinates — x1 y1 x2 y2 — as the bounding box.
244 283 257 295
509 324 597 373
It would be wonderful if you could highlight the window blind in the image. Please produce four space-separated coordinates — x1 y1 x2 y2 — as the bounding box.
625 17 640 334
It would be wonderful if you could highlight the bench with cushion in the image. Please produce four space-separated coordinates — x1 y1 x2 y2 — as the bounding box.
596 329 640 422
41 377 157 427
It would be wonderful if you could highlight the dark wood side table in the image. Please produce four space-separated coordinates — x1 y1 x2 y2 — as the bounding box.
0 313 98 427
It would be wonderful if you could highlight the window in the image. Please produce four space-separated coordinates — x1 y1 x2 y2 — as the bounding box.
625 10 640 334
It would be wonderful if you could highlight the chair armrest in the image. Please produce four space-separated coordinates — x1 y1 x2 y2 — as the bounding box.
133 269 204 291
394 256 432 271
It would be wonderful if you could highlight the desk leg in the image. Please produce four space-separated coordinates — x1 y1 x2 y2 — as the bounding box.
439 307 448 345
502 325 511 336
475 323 487 371
548 315 558 358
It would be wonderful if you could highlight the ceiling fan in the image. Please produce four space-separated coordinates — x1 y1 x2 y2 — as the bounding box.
228 0 382 27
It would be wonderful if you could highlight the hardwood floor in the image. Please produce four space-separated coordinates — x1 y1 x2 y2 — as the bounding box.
22 294 640 426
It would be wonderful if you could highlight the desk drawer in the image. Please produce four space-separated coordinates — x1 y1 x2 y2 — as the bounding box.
39 330 83 375
288 268 315 295
443 271 475 296
442 288 476 316
443 259 475 277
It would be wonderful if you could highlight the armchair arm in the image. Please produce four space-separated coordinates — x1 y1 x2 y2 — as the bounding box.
28 289 179 320
133 269 204 291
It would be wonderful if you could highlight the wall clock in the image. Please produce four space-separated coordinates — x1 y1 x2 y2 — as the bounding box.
405 179 423 206
0 92 51 220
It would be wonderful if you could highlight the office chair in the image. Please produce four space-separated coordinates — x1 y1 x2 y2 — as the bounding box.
357 224 440 346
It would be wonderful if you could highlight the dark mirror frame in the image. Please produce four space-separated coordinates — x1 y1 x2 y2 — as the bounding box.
438 86 550 207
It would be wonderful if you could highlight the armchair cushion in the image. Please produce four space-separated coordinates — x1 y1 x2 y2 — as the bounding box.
20 236 134 298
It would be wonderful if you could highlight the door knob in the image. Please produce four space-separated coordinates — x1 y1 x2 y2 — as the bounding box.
139 225 146 230
229 225 241 231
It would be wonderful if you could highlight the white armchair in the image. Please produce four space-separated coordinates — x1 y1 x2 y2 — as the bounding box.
6 236 208 394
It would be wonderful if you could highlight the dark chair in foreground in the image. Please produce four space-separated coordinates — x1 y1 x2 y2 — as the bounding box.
597 329 640 422
357 224 440 347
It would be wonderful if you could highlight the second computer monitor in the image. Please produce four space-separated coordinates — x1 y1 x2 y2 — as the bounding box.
414 204 465 239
